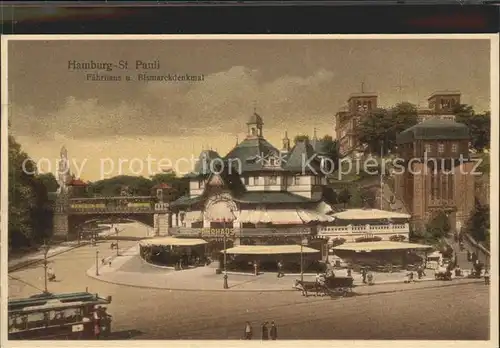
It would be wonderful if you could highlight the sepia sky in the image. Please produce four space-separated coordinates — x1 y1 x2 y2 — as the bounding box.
7 38 491 181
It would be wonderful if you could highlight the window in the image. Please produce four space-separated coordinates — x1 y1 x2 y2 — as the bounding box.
424 144 432 153
451 143 458 152
244 177 249 185
253 176 259 185
293 175 301 185
438 143 445 153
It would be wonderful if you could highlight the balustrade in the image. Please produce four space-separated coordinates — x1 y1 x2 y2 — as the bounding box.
318 223 410 236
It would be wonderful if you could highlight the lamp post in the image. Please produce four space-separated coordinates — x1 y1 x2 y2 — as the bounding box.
300 233 308 283
42 242 50 294
95 250 100 276
223 218 229 289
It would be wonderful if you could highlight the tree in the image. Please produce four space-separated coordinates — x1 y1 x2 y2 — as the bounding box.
454 104 490 153
347 186 364 208
37 173 59 192
87 175 153 196
464 200 490 248
425 211 451 243
293 134 310 145
357 103 418 155
337 188 351 208
322 187 337 205
8 135 52 249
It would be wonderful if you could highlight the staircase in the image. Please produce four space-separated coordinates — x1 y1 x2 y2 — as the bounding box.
379 176 409 215
445 233 490 269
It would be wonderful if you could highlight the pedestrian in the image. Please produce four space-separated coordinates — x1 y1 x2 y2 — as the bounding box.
261 322 269 340
269 321 277 340
93 307 101 339
47 267 56 282
361 267 367 284
244 321 253 340
417 265 424 279
277 261 284 278
455 265 462 277
347 267 352 277
253 261 259 276
367 270 374 285
484 269 490 285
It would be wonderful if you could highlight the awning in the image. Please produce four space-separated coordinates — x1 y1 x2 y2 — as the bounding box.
264 209 304 224
297 209 335 223
332 209 411 220
140 237 208 247
238 210 271 224
315 201 335 215
222 245 320 255
333 241 432 252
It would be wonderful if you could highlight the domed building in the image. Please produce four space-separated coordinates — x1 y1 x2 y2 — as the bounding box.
155 111 338 271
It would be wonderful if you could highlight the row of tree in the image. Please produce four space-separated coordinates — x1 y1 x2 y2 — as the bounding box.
8 135 53 250
356 102 491 156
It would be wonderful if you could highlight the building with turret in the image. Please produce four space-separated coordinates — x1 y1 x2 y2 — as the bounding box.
168 110 336 252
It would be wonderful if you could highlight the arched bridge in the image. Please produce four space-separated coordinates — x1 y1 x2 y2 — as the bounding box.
53 196 170 239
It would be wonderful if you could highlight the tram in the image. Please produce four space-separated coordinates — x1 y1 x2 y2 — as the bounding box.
8 291 112 340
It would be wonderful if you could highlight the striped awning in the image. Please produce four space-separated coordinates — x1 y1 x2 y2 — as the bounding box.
297 209 335 223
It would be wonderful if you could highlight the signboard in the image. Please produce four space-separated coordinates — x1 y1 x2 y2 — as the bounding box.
200 228 235 237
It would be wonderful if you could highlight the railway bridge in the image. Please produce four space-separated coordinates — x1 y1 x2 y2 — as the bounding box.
53 196 170 240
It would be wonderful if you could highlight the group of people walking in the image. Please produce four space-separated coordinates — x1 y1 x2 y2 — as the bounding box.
244 321 278 340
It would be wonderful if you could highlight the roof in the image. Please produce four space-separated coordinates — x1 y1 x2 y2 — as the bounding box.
170 195 203 208
333 241 432 252
68 178 87 186
282 140 322 174
140 237 208 247
222 245 320 255
224 137 281 173
184 150 222 178
396 118 470 144
332 209 411 220
348 93 377 100
153 183 173 189
247 112 263 125
428 91 461 99
233 191 319 204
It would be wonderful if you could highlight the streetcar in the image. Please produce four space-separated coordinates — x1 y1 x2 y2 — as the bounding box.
8 291 112 340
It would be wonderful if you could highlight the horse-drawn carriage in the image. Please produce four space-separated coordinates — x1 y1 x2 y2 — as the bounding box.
293 275 354 298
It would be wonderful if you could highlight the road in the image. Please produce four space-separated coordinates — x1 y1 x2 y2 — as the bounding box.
8 223 491 341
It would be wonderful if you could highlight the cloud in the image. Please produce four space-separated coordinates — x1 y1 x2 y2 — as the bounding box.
10 66 337 139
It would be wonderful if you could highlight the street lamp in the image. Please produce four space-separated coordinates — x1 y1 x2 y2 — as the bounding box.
42 241 50 294
223 218 229 289
300 234 308 283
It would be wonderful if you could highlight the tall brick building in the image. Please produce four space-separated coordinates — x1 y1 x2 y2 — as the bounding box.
393 119 475 232
335 92 378 156
335 91 462 157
